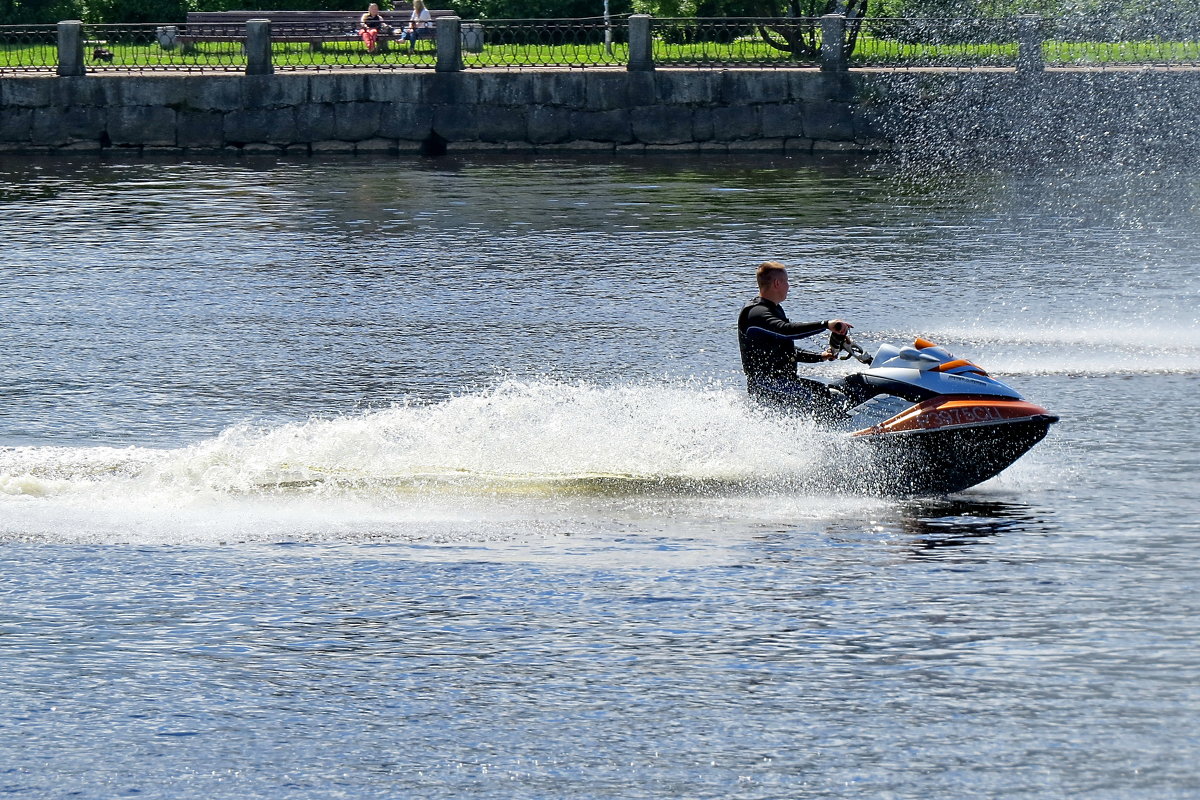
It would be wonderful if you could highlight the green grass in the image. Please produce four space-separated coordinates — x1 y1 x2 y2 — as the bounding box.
2 36 1199 70
1043 38 1200 63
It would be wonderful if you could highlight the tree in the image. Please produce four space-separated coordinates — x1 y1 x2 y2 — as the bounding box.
1 0 84 24
632 0 869 58
752 0 869 59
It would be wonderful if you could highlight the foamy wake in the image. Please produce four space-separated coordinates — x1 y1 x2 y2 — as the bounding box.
863 322 1200 376
1 380 917 544
0 361 1084 545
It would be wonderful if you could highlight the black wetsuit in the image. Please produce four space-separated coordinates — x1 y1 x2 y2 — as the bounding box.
736 296 878 416
737 297 831 410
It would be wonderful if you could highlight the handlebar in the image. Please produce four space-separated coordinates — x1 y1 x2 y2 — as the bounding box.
828 331 872 364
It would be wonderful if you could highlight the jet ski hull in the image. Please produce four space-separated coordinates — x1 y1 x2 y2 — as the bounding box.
849 399 1058 495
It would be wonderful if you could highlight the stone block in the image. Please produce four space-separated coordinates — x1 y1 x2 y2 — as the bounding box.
691 107 715 142
242 142 283 153
107 106 177 147
719 71 790 105
1 77 53 108
263 108 299 144
707 105 760 141
52 76 103 107
225 107 297 146
526 105 573 144
100 76 188 108
355 137 396 153
243 74 309 108
583 72 629 111
787 70 820 102
0 108 32 143
184 77 244 112
760 102 805 139
654 71 716 105
631 106 692 144
310 73 369 104
378 102 433 141
726 138 785 152
457 141 509 151
850 105 885 142
625 71 658 107
0 143 48 154
643 142 700 152
475 73 535 106
789 70 846 103
531 73 586 109
30 108 72 146
477 107 528 143
296 104 336 142
784 136 814 153
427 72 479 106
536 140 616 152
177 110 225 149
333 102 381 141
366 72 427 104
42 105 105 142
803 101 853 141
312 140 356 153
432 103 481 141
812 139 863 151
856 139 893 152
569 109 632 144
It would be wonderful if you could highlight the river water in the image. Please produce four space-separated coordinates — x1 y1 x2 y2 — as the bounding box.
0 152 1197 799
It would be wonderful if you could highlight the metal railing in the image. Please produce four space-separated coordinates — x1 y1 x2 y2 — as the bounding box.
0 25 57 73
460 19 628 70
1042 17 1200 66
2 15 1200 75
652 17 821 67
853 17 1021 68
270 37 439 70
81 24 245 71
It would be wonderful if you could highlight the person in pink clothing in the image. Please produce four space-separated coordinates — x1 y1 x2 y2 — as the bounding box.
358 3 392 53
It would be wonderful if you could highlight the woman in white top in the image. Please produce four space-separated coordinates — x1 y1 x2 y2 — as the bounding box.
400 0 433 43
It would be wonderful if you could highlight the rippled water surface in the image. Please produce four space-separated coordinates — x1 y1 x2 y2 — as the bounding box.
1 152 1197 799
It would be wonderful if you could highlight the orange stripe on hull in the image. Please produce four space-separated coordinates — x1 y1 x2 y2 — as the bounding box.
851 397 1053 437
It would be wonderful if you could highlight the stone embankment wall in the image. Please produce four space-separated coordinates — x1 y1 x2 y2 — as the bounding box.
1 68 1198 156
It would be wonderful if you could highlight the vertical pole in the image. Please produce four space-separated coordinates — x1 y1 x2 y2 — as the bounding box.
1017 14 1044 75
820 13 846 72
627 13 653 71
603 0 612 56
436 16 463 72
57 20 85 77
246 18 274 75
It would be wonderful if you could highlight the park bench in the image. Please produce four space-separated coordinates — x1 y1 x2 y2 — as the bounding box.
176 7 454 53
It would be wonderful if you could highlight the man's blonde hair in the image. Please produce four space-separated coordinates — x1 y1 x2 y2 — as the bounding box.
756 261 787 291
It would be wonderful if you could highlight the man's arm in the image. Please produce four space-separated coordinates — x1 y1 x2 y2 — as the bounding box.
744 303 828 339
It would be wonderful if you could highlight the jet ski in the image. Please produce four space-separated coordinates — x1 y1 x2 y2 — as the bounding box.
818 334 1058 494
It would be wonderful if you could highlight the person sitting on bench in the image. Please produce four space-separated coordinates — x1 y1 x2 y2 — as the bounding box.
399 0 433 43
358 3 392 52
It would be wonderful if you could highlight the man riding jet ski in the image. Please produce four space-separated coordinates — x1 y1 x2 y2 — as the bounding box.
737 261 1058 494
736 260 865 415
